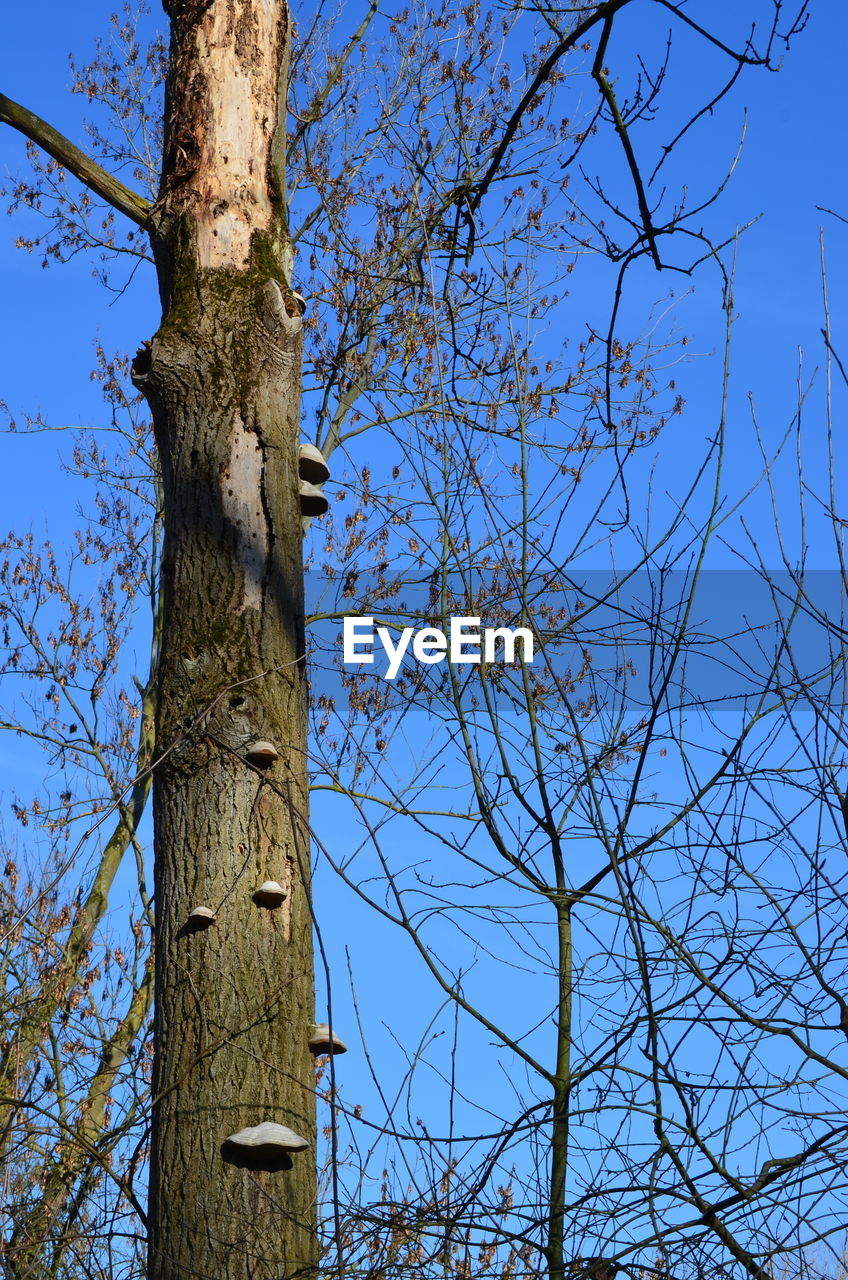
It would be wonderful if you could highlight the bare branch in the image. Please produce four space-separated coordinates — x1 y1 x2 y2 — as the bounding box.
0 91 151 229
592 15 662 268
468 0 631 216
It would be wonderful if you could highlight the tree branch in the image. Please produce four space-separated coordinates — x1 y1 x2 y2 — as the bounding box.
468 0 632 216
592 16 662 269
0 91 152 229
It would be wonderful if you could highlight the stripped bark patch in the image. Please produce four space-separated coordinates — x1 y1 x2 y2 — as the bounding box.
221 419 268 612
165 0 286 268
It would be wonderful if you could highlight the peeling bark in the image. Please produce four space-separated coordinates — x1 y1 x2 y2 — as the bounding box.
221 419 270 614
160 0 290 271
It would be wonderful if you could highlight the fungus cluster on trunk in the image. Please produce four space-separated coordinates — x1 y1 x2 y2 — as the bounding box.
299 442 330 516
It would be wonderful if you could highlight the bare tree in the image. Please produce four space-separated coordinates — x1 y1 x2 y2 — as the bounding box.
0 5 824 1280
309 278 848 1280
1 349 158 1280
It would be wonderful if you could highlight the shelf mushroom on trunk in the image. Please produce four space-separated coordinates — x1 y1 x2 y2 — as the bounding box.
299 480 329 517
186 906 216 932
298 443 329 484
298 443 330 516
221 1121 308 1172
244 740 279 769
253 880 287 908
308 1023 348 1055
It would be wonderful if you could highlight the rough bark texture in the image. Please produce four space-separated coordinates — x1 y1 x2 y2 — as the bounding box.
133 4 317 1279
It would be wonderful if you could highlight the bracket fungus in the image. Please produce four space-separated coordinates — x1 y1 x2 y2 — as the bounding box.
186 906 216 931
221 1121 307 1171
252 880 287 908
308 1023 348 1056
299 479 329 517
298 442 330 485
244 740 279 768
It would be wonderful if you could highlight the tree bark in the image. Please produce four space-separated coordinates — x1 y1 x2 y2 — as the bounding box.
548 902 572 1280
132 4 317 1279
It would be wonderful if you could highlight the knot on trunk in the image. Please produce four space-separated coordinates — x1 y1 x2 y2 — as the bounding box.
260 279 303 338
131 340 153 389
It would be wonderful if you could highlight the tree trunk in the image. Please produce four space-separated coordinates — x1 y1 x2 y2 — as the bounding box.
132 4 317 1279
548 902 572 1280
